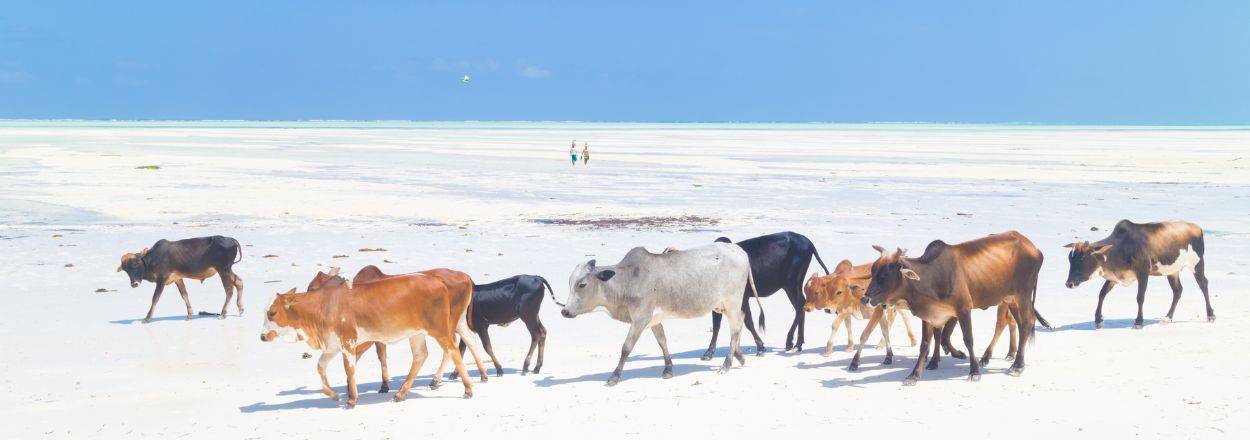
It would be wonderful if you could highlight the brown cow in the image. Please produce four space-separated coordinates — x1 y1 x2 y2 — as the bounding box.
802 261 918 358
862 231 1043 385
1064 220 1213 329
261 269 480 407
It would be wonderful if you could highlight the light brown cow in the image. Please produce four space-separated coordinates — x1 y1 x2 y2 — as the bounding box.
802 260 918 357
261 269 481 407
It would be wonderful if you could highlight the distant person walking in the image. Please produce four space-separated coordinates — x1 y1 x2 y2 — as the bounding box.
582 142 590 165
569 141 578 166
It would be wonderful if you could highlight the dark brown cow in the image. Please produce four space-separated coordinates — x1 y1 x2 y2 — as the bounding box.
117 236 244 323
261 269 481 408
862 231 1042 385
1064 219 1213 329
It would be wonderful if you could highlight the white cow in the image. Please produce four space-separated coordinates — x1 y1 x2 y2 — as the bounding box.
562 243 761 386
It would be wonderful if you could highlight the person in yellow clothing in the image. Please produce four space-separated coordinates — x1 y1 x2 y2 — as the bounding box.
582 142 590 165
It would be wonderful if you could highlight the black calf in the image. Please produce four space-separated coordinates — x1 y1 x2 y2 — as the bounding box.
451 275 562 378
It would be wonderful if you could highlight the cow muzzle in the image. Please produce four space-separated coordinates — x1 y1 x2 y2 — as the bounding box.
560 309 575 318
130 282 140 288
861 296 875 307
1065 281 1078 289
260 330 277 342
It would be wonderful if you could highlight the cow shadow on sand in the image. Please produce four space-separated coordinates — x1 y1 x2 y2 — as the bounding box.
109 313 223 325
629 346 775 362
240 373 465 412
1045 318 1160 332
791 350 1013 388
533 363 707 387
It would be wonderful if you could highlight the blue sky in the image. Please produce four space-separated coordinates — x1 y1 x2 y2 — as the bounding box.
1 1 1247 123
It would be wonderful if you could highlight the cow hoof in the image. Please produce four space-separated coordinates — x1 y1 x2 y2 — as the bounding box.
661 369 673 379
1095 321 1103 329
1208 315 1217 323
882 356 893 365
821 350 832 358
463 392 473 399
1132 324 1143 330
968 373 981 382
495 371 504 378
925 362 938 371
1004 354 1015 362
844 346 855 353
532 367 541 374
344 400 357 409
700 351 714 361
1008 367 1023 377
428 381 441 390
978 358 989 368
378 385 390 393
217 314 226 320
949 350 967 360
1161 317 1172 324
392 394 406 402
142 318 151 324
902 377 918 386
605 376 620 387
847 363 860 372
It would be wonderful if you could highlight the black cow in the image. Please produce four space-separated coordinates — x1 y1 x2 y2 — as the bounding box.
450 275 563 378
117 235 244 323
1065 220 1214 329
701 231 830 359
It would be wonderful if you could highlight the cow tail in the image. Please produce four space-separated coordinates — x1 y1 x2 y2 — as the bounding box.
748 268 765 335
234 244 243 264
539 276 566 307
464 283 475 331
810 246 831 275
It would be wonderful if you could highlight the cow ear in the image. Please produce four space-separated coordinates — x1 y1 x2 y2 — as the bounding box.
595 269 616 282
900 268 920 281
140 247 149 255
1063 242 1078 249
871 245 886 255
1092 244 1113 255
587 259 596 268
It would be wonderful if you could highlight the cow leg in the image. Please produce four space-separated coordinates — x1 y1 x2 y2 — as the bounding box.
850 309 884 371
231 273 245 316
651 323 674 379
740 296 766 356
877 309 892 347
1005 310 1019 361
522 316 547 374
142 278 168 324
1194 260 1215 322
477 326 505 377
785 283 806 352
437 335 474 398
844 314 856 353
376 344 390 393
1094 280 1114 329
1164 274 1183 322
876 309 894 365
607 320 648 386
941 319 965 359
341 353 359 408
824 313 846 357
215 274 233 319
448 340 467 382
980 306 1009 367
904 323 933 386
1008 303 1031 376
701 312 723 361
925 322 940 370
316 351 340 400
957 310 980 381
174 280 194 320
394 337 430 402
455 320 490 382
899 309 918 346
1133 274 1149 329
722 308 746 372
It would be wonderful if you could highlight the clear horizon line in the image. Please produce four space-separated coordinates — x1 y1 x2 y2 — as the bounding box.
1 118 1248 127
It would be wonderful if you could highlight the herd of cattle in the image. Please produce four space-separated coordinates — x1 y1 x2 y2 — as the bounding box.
116 220 1216 407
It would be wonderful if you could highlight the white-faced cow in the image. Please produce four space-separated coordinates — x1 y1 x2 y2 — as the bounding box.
562 243 761 386
702 231 830 359
862 231 1043 385
1065 220 1214 329
117 236 244 323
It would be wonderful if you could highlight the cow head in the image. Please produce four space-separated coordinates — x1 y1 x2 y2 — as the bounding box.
116 248 150 288
804 260 867 313
562 259 616 318
260 288 306 343
1064 241 1112 288
862 246 919 307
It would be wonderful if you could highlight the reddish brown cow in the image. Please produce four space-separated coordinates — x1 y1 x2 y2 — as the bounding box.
862 231 1043 385
261 269 480 407
802 261 918 358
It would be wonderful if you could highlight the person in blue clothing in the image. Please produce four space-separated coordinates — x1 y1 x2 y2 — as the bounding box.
569 141 578 166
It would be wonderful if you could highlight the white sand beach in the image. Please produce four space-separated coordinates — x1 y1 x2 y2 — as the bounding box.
1 122 1247 439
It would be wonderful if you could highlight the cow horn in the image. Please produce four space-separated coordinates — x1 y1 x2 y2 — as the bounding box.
872 245 887 256
898 248 908 257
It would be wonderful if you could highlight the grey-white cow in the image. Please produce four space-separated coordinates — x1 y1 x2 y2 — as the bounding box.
561 243 762 386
